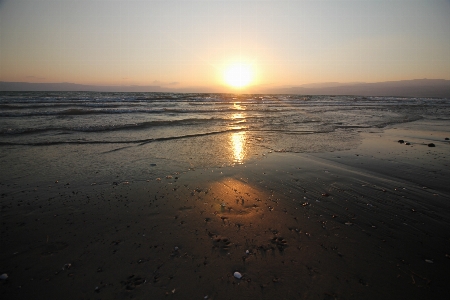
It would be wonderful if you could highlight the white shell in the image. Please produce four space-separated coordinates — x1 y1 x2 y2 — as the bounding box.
0 273 8 280
233 271 242 279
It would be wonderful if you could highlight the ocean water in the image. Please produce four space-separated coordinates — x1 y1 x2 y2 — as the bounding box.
1 92 449 178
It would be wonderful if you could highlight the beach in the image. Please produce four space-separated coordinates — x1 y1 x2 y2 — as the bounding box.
1 119 449 299
1 93 450 299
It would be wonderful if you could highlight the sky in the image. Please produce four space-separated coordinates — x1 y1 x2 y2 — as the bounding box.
1 0 449 92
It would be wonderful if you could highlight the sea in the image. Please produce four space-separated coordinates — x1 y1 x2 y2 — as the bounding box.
1 92 449 181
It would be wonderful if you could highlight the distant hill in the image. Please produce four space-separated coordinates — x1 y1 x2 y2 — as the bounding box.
1 79 450 97
263 79 450 98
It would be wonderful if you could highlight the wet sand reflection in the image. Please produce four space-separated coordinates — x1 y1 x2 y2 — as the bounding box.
230 131 245 164
230 106 247 164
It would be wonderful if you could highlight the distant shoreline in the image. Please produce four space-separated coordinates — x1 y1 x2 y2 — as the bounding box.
1 79 450 97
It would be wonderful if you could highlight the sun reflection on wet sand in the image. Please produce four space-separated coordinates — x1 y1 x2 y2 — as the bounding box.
231 131 246 164
229 103 247 164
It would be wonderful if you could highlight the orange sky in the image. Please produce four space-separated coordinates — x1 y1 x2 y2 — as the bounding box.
1 0 449 92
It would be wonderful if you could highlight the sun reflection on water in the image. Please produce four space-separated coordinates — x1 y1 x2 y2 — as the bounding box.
229 102 247 164
228 102 248 164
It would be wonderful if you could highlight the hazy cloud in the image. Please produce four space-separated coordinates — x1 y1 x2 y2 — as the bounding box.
25 75 46 80
153 80 180 86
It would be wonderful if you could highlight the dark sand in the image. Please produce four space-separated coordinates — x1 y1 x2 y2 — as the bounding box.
1 120 450 299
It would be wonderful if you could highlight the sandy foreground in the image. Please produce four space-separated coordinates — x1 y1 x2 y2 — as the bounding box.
1 119 449 299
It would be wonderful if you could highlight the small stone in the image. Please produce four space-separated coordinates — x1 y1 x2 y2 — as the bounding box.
428 143 435 147
398 140 405 144
425 259 433 264
345 222 353 226
233 271 242 279
0 273 8 280
445 138 449 140
405 142 410 145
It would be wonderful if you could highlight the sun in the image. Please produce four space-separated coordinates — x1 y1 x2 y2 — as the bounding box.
224 63 253 88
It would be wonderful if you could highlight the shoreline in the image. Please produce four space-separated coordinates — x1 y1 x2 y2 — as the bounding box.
1 119 450 299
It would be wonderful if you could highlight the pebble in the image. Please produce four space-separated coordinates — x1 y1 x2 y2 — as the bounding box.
427 143 435 147
398 140 405 144
425 259 433 264
233 271 242 279
0 273 8 280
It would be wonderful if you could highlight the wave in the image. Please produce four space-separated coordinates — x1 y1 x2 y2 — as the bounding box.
0 117 228 135
0 106 288 117
0 128 244 146
0 102 153 110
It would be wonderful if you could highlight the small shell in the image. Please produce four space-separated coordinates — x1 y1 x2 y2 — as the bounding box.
233 271 242 279
425 259 433 264
0 273 8 280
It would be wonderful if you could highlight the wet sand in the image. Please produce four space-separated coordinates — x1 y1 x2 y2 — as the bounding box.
1 120 450 299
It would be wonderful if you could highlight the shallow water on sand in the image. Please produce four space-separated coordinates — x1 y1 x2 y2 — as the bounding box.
1 92 449 177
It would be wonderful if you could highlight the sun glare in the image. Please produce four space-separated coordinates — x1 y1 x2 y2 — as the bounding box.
224 63 253 88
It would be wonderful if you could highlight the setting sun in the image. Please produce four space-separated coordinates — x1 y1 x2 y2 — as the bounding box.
224 63 253 88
